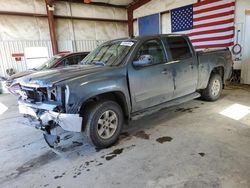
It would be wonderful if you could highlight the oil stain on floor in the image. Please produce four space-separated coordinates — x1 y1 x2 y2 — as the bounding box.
134 131 150 140
4 150 58 182
175 106 200 113
156 136 173 143
199 152 205 157
105 148 124 161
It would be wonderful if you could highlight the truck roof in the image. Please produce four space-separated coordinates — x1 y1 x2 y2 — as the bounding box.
104 34 189 44
133 34 188 40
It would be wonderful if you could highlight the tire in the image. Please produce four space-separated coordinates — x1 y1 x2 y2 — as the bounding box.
83 100 123 148
201 74 223 101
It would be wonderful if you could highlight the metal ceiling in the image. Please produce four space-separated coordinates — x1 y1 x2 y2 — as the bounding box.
89 0 135 6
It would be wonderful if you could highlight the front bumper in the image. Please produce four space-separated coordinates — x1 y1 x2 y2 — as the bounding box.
18 101 82 132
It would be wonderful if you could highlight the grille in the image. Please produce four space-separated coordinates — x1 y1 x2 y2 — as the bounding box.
21 87 47 102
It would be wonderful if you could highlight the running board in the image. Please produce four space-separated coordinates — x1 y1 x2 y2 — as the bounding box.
131 92 201 121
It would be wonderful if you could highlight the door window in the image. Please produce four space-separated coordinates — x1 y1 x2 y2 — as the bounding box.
74 55 85 64
61 56 77 66
136 39 167 65
166 37 192 61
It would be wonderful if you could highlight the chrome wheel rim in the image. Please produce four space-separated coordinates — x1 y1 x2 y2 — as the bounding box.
211 79 221 96
97 110 118 139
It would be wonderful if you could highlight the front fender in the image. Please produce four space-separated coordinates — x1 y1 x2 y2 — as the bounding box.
66 76 131 114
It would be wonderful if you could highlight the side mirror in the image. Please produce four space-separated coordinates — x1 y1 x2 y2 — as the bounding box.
133 55 154 67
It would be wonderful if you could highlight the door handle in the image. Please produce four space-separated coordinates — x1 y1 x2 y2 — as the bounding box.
161 69 168 75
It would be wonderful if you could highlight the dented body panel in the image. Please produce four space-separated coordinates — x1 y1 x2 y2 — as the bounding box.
17 34 233 136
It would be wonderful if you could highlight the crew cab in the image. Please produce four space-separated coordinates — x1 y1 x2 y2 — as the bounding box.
17 34 233 148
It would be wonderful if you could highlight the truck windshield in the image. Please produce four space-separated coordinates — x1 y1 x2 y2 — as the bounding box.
81 41 135 66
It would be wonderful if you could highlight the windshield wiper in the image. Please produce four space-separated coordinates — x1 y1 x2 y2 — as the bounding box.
92 61 105 66
81 60 106 66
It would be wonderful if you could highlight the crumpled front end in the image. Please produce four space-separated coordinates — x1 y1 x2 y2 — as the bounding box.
18 84 82 147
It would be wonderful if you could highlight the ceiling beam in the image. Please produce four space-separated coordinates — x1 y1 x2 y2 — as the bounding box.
0 11 127 23
56 0 127 9
45 0 58 55
127 0 152 11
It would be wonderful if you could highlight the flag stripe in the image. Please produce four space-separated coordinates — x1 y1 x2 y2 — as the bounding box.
188 26 234 37
193 0 233 10
191 34 234 43
194 6 234 19
193 10 234 22
191 23 234 34
195 42 234 49
193 38 233 46
193 0 225 8
189 30 234 40
193 18 234 29
193 2 235 14
194 14 234 25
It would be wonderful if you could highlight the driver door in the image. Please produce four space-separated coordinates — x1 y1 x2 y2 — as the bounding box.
128 39 175 112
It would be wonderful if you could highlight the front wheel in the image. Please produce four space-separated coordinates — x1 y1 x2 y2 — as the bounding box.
84 100 123 148
201 74 223 101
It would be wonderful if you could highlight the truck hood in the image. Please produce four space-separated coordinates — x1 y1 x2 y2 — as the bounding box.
19 65 109 88
8 70 35 81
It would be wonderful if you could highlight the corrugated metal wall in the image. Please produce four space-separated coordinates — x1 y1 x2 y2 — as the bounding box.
0 40 52 77
0 39 106 77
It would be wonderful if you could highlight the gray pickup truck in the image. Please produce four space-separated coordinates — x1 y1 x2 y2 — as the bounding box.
18 34 233 148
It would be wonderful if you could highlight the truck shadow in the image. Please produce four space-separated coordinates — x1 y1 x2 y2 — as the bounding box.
2 99 211 183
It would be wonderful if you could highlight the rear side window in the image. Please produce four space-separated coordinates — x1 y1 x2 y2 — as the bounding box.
166 37 192 61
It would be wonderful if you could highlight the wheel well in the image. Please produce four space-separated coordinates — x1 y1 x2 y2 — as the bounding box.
211 66 224 81
79 91 129 119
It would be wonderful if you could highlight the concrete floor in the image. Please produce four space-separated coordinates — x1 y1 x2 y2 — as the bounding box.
0 85 250 188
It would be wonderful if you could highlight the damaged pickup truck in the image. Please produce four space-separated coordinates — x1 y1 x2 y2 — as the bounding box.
18 34 233 148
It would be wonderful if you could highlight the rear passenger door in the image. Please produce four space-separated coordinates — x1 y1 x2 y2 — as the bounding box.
164 36 198 98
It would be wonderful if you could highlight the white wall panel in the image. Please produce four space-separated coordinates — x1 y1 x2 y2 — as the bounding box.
0 0 38 13
116 23 128 38
69 3 95 17
54 1 70 16
55 2 127 20
56 19 73 41
161 13 171 34
33 0 47 14
235 0 250 84
0 15 49 41
134 0 197 19
0 0 128 42
95 22 117 40
73 20 97 40
133 20 138 36
114 8 128 20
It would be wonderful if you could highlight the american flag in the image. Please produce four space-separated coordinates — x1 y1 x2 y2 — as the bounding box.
171 0 235 49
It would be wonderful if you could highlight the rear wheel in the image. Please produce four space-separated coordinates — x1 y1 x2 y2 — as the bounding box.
201 74 223 101
83 100 123 148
